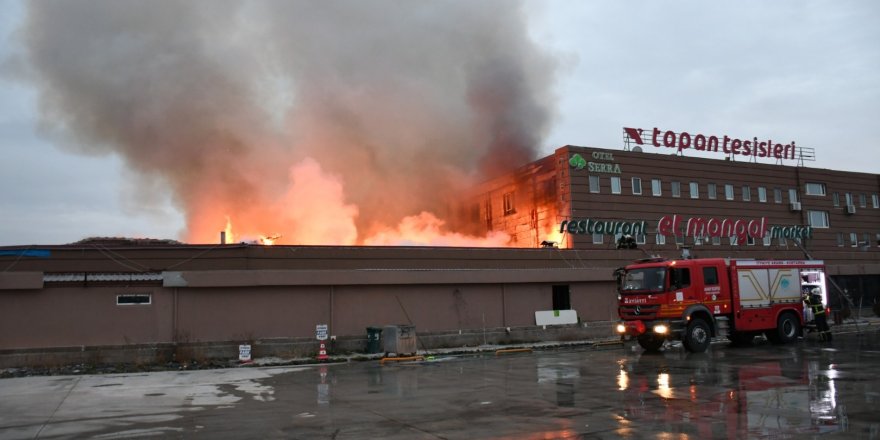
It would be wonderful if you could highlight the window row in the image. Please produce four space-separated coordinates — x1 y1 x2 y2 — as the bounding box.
590 176 797 203
804 182 880 209
836 232 880 248
588 176 880 209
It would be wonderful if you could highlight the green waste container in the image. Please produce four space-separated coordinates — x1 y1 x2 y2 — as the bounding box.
366 327 383 354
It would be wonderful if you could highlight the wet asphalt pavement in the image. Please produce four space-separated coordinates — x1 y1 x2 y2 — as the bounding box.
1 328 879 439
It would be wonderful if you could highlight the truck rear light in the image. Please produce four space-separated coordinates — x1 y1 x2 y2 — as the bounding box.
653 324 669 335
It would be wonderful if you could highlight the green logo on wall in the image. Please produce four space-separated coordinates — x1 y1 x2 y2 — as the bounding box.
569 154 587 170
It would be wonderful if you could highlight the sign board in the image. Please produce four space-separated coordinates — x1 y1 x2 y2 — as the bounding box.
559 215 812 245
622 126 816 165
316 324 328 341
238 344 252 362
535 310 578 326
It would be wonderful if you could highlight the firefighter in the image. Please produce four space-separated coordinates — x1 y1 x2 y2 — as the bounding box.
804 287 832 341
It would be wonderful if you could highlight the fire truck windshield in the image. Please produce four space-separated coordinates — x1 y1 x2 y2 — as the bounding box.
621 267 666 293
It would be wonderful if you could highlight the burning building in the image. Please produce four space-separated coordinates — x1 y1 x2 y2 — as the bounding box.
1 139 878 367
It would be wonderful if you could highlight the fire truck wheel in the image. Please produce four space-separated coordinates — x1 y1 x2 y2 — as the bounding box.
683 319 711 353
768 312 801 344
637 334 664 352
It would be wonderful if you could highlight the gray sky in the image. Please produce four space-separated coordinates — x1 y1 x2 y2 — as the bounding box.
1 0 878 246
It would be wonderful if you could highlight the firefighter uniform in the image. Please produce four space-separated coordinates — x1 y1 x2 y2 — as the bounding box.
804 288 832 341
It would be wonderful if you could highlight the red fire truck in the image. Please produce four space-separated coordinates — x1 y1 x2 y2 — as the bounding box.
615 258 827 352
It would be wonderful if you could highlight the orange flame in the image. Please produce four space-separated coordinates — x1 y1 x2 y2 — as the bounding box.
198 157 529 248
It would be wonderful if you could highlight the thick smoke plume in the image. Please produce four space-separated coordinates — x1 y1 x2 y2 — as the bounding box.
16 0 558 245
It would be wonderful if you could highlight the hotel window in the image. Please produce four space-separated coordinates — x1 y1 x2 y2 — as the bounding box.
656 234 666 245
774 188 782 203
611 176 622 194
779 237 787 246
729 235 738 246
631 177 642 195
859 194 867 208
804 182 826 196
808 211 829 228
592 233 604 244
742 185 751 201
863 233 870 247
788 189 798 203
836 233 844 247
712 236 721 245
689 182 699 199
763 235 772 246
849 232 858 247
747 236 756 246
873 194 879 208
724 184 734 200
651 179 662 196
707 183 717 199
675 234 685 246
671 181 681 198
758 187 767 203
844 193 853 207
503 192 516 216
876 233 880 246
833 192 840 207
589 175 600 193
635 233 646 245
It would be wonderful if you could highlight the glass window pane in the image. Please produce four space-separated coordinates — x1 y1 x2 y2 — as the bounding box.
805 183 826 196
632 177 642 195
652 179 662 196
611 176 621 194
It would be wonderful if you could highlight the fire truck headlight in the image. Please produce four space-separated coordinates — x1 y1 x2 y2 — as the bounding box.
653 324 669 335
616 323 626 334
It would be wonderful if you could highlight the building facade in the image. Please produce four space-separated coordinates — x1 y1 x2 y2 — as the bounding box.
0 244 629 366
468 144 880 309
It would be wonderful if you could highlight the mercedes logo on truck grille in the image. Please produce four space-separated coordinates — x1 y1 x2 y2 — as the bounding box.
634 306 641 315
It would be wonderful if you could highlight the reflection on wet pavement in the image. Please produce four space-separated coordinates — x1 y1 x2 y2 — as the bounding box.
1 331 878 439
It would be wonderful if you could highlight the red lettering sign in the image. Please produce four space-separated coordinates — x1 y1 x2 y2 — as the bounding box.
659 215 769 241
624 126 797 161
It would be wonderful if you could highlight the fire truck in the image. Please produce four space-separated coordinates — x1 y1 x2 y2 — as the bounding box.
615 257 827 353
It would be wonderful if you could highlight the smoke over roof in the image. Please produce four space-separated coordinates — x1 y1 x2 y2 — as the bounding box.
15 1 559 245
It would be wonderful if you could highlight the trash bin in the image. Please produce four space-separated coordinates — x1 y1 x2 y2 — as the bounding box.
383 325 417 356
366 327 383 354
